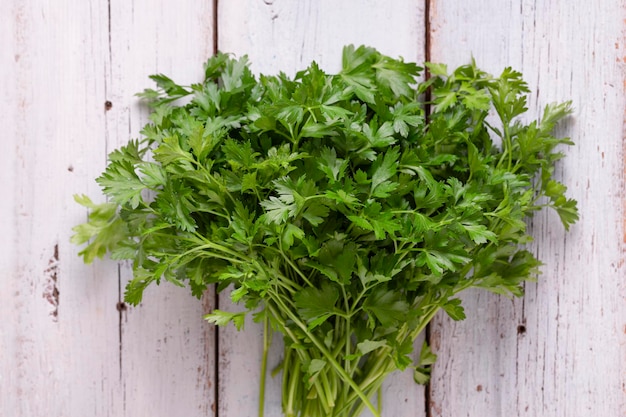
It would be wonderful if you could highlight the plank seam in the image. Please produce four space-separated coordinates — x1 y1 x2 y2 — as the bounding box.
424 0 432 66
117 264 124 382
424 2 434 417
212 4 220 416
213 0 219 55
107 0 112 65
214 293 220 417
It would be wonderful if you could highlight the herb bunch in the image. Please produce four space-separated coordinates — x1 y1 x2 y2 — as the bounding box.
73 45 578 417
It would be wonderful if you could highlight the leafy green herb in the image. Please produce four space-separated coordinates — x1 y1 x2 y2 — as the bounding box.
73 45 577 417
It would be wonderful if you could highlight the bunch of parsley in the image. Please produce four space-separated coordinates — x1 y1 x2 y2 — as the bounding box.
73 45 577 417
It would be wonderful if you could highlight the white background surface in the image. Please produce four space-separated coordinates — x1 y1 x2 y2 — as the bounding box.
2 1 624 416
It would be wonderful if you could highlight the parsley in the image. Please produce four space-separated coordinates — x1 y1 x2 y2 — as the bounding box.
73 45 577 417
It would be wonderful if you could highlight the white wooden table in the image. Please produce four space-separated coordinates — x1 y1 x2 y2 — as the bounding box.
2 1 624 416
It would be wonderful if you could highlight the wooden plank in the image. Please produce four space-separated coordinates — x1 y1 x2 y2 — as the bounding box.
218 0 425 75
106 1 216 415
5 2 624 416
216 1 427 416
0 1 124 415
0 1 217 416
428 1 626 416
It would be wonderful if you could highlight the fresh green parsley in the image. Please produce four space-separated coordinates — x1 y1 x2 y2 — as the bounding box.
73 45 577 417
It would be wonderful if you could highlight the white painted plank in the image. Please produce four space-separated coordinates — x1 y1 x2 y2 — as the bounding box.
118 269 216 417
0 1 124 415
217 1 427 416
428 1 626 416
1 1 217 416
219 0 425 76
5 2 623 417
216 296 285 416
106 1 216 415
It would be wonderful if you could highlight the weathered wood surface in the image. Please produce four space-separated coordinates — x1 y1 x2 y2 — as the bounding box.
217 2 428 416
428 2 626 416
1 1 624 416
1 1 215 416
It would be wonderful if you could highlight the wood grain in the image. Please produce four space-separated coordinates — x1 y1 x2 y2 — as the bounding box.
106 1 215 414
1 1 216 416
217 1 427 416
2 1 625 416
428 1 626 416
218 0 425 75
1 0 123 415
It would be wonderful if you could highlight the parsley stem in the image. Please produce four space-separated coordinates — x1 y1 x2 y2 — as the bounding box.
150 248 244 266
278 248 315 288
259 313 270 417
266 299 381 417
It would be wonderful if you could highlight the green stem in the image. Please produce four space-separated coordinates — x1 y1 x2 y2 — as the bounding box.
285 352 300 417
266 299 381 417
339 304 443 415
278 248 315 288
259 313 270 417
148 241 246 266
